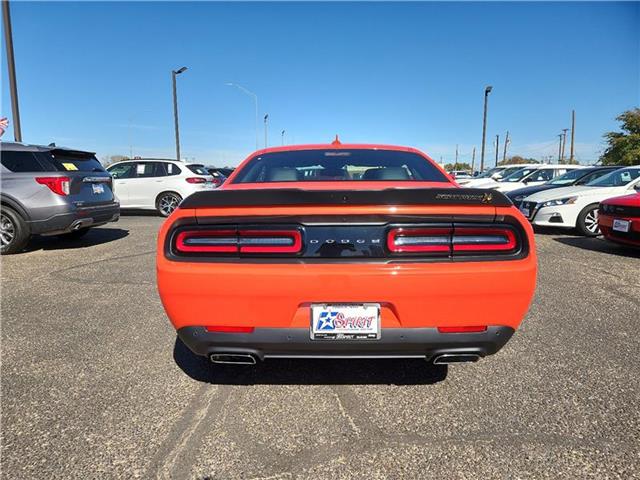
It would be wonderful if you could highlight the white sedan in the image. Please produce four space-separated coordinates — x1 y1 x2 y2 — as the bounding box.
461 164 539 188
519 166 640 235
107 160 216 216
493 165 583 193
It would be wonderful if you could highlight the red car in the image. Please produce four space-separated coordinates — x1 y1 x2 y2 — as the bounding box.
598 189 640 247
157 142 537 367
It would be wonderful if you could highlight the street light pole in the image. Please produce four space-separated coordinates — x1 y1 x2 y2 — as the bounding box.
264 114 269 148
561 128 569 163
480 86 492 172
2 0 22 142
495 134 500 167
557 134 563 163
172 66 188 161
226 83 259 151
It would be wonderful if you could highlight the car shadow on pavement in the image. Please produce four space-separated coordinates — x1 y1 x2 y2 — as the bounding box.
25 227 129 252
553 236 640 258
173 337 448 385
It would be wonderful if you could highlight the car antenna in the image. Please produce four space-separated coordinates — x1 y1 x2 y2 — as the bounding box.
48 142 56 147
331 135 341 146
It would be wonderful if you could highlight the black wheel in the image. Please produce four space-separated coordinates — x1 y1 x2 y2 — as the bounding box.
156 192 182 217
58 227 91 240
576 204 600 237
0 206 30 255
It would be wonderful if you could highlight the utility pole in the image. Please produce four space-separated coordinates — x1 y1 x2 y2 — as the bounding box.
557 134 563 163
3 0 22 141
263 114 269 148
471 147 476 173
455 144 459 169
495 134 500 167
480 86 492 172
171 66 188 161
502 131 510 163
561 128 569 163
569 110 576 163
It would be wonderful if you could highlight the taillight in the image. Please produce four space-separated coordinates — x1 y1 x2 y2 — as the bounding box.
174 228 302 255
186 177 206 184
387 227 451 254
387 225 519 257
453 227 516 253
35 176 70 196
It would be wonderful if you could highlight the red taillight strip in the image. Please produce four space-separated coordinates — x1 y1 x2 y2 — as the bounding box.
238 229 302 253
438 326 488 333
205 326 255 333
452 228 516 252
174 229 302 254
387 227 451 253
175 230 237 253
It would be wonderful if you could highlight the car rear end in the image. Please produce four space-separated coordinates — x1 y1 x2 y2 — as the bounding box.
184 164 220 191
599 193 640 247
1 145 119 235
158 150 537 365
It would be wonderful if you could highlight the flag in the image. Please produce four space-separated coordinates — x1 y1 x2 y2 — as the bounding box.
0 117 8 138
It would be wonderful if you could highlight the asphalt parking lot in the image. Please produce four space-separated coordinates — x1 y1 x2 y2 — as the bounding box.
2 214 639 479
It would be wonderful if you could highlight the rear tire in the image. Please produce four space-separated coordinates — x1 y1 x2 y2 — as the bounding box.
156 192 182 217
58 227 91 240
576 204 600 237
1 206 30 255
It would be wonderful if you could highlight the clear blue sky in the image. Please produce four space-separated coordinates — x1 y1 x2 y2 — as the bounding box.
1 1 639 166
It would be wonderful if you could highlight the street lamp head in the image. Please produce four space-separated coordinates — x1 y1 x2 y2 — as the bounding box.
485 85 493 94
264 114 269 121
174 66 188 75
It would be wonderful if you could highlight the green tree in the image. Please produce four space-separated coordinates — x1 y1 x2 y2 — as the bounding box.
444 162 471 172
498 155 539 166
601 108 640 166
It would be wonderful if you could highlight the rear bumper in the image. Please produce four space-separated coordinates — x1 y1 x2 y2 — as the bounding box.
28 202 120 235
177 325 515 360
599 213 640 247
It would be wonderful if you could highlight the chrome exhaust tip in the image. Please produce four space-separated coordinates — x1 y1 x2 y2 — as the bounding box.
210 353 257 365
432 353 481 365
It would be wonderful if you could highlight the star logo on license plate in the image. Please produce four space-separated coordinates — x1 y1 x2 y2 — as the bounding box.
316 311 338 330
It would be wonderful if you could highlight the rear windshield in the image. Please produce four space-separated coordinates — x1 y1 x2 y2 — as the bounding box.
186 164 210 176
231 149 449 183
1 149 105 173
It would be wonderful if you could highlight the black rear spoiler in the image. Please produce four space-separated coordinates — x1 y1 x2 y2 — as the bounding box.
180 188 513 208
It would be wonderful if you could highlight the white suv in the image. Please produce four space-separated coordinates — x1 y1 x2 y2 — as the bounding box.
107 160 215 216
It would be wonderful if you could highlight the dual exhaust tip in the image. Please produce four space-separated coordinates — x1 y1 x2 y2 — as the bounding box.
210 353 257 365
209 352 481 365
432 353 480 365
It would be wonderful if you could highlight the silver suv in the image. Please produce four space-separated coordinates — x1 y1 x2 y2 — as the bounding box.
0 142 120 254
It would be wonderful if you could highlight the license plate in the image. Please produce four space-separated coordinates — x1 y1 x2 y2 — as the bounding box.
520 207 530 217
310 304 380 340
92 183 104 194
612 219 630 233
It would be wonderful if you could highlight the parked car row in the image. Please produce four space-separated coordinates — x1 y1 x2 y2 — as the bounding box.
0 142 231 254
461 163 640 239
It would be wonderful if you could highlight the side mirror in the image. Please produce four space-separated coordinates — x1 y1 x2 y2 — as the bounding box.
633 183 640 191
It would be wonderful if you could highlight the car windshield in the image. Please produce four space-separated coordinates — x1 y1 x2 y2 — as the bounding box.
231 149 450 183
548 168 587 185
186 164 210 175
585 168 640 187
502 168 537 182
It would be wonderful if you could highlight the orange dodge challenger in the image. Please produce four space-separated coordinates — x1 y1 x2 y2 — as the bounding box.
157 142 537 366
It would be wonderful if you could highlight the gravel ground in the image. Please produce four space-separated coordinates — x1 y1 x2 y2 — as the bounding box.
2 214 639 479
